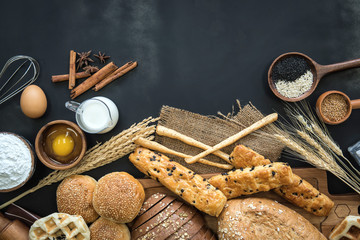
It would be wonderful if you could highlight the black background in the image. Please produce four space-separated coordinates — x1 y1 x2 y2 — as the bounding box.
0 0 359 217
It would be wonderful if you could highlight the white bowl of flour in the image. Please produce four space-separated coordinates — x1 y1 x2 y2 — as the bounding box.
0 132 35 192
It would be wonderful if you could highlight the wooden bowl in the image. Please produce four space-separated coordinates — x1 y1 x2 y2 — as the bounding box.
0 132 35 192
35 120 87 170
316 90 352 125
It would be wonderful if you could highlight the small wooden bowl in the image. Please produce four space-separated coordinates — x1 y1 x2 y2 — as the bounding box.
316 90 353 125
35 120 87 170
0 132 35 192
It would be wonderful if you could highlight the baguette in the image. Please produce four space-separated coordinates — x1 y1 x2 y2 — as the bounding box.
129 147 227 217
208 162 294 199
230 144 334 216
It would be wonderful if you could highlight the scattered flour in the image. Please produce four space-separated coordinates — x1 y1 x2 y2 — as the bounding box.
0 133 32 190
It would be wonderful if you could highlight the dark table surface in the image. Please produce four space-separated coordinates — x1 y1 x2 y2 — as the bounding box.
0 0 359 218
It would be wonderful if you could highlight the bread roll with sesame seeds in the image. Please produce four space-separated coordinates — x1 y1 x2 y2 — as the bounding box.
56 175 99 223
92 172 145 223
90 217 130 240
218 198 326 240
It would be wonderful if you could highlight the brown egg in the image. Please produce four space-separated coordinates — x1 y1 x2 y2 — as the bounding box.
20 85 47 118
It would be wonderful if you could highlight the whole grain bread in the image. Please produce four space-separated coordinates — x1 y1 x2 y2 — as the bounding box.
218 198 327 240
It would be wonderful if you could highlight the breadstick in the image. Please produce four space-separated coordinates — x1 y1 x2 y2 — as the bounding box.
156 125 231 163
185 113 278 164
134 137 233 170
208 162 293 199
68 50 76 89
231 144 334 216
129 147 227 217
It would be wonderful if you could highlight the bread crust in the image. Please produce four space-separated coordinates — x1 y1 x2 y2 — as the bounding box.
231 144 334 216
218 198 327 240
208 162 293 199
129 147 227 217
92 172 145 223
90 217 130 240
56 175 99 223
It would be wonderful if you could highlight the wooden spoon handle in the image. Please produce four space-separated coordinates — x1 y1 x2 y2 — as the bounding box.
316 58 360 79
350 99 360 109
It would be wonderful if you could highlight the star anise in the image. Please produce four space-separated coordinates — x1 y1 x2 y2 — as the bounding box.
83 65 99 74
94 51 110 64
76 50 94 70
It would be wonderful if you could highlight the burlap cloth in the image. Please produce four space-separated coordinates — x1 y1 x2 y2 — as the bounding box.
155 101 284 174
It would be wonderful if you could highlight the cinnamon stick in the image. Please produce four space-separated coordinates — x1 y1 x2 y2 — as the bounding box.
70 62 118 99
68 50 76 89
52 71 91 83
93 61 137 91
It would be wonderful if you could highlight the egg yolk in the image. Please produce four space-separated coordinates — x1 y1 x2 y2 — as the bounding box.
52 134 74 157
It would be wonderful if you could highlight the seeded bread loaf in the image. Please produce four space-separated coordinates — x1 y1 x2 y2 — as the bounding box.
208 162 293 199
230 144 334 216
218 198 327 240
131 193 215 240
129 147 227 217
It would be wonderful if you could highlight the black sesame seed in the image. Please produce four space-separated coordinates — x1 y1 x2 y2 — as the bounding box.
271 55 310 82
181 189 184 193
172 166 176 170
250 166 255 171
272 171 276 177
168 173 172 176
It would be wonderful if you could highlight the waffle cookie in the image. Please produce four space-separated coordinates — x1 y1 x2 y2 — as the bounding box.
230 144 334 216
29 213 90 240
329 215 360 240
129 147 227 217
208 162 293 199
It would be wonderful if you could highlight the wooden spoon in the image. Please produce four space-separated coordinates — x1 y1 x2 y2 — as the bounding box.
268 52 360 102
316 90 360 125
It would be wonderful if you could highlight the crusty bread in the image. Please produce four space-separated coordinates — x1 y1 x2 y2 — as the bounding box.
92 172 145 223
129 147 227 217
231 144 334 216
90 217 130 240
273 174 334 216
208 162 293 199
229 144 272 168
131 193 214 240
56 175 99 223
218 198 327 240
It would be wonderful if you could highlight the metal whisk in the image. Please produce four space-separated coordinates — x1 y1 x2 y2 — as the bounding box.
0 55 40 105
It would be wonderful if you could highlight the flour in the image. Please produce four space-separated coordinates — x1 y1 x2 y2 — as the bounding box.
0 133 32 190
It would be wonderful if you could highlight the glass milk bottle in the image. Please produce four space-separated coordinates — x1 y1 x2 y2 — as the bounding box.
65 96 119 134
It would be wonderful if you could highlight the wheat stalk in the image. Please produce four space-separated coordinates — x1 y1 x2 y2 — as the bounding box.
275 133 360 194
0 117 158 210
